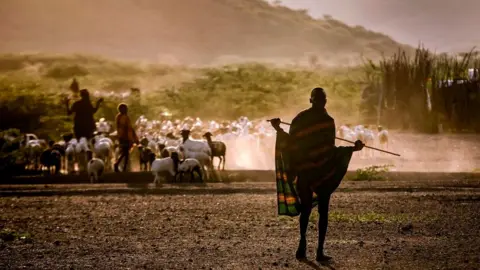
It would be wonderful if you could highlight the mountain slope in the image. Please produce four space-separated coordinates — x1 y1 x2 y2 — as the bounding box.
0 0 410 64
276 0 480 53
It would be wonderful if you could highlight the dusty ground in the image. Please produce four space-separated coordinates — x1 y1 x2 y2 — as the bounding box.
0 174 479 270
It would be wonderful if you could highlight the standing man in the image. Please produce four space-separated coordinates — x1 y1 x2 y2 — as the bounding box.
270 87 364 262
114 103 139 173
65 89 103 140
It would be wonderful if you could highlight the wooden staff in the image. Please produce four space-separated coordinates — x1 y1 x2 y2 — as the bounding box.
267 119 401 157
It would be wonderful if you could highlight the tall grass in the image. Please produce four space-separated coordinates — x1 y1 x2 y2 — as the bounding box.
361 46 480 132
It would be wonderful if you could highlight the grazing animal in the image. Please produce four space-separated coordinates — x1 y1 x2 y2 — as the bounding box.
92 136 113 171
138 145 156 171
179 146 213 180
40 141 62 175
157 143 172 158
164 133 180 147
75 137 90 172
203 132 226 170
377 126 389 151
151 152 180 184
180 130 211 156
22 134 47 170
87 150 104 183
65 139 78 174
337 125 356 146
362 127 376 157
353 125 365 142
51 142 66 172
96 118 111 134
177 158 203 182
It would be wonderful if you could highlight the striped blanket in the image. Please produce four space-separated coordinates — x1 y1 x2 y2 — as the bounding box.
275 129 353 217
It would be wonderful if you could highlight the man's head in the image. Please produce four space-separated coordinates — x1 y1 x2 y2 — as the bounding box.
118 103 128 114
310 87 327 108
79 89 90 100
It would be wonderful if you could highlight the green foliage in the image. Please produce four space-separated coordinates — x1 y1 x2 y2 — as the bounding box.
0 228 33 242
362 46 480 132
0 129 27 175
328 211 412 223
308 210 412 224
0 53 363 139
352 164 393 181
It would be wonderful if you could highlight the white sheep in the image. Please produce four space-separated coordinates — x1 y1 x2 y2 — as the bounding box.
177 158 203 182
353 125 365 141
75 137 90 172
181 138 211 156
164 133 181 147
24 137 47 170
362 127 376 157
96 118 111 134
87 150 105 183
179 146 212 180
92 139 113 171
337 125 357 146
377 126 389 152
151 153 180 184
65 139 78 174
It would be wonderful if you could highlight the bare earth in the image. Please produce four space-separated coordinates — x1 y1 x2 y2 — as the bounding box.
0 175 479 270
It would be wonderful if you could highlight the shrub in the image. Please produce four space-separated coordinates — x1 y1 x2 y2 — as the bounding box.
352 164 394 181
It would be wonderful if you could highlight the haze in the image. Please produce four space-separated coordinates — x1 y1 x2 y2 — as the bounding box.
275 0 480 52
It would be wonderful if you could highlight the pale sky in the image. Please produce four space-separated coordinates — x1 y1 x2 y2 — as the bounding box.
272 0 480 52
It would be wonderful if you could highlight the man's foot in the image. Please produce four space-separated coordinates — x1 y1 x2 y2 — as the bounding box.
315 253 332 263
114 163 120 173
296 240 307 260
295 249 307 260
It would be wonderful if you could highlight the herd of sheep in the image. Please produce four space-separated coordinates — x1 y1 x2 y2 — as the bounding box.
10 116 390 183
17 116 276 183
336 124 389 157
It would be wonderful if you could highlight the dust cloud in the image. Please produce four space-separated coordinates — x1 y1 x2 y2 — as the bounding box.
221 131 479 173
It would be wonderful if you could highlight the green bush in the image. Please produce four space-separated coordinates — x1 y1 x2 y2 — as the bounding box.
352 164 394 181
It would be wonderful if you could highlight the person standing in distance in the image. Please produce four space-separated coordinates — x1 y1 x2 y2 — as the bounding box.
65 89 103 140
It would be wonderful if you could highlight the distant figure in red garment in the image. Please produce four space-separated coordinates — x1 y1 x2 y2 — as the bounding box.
114 103 139 172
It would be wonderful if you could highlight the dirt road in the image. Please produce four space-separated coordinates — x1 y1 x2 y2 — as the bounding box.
1 175 479 269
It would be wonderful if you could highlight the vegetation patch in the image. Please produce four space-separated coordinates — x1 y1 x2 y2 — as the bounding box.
351 164 394 181
0 53 363 139
0 228 33 242
306 211 413 224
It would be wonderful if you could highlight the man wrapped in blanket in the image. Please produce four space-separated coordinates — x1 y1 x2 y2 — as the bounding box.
270 87 364 262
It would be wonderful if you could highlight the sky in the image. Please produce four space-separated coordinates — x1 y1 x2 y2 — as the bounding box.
272 0 480 52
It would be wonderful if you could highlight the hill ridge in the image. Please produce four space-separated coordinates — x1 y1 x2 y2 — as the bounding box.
0 0 411 65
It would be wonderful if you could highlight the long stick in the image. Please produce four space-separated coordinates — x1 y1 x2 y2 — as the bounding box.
266 120 401 157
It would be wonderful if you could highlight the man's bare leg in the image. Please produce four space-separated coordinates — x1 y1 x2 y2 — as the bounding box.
316 194 332 262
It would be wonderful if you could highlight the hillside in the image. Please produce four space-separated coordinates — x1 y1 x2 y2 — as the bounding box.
0 0 410 65
277 0 480 53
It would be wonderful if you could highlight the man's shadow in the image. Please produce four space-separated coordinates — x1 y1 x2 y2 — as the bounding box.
298 258 336 270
